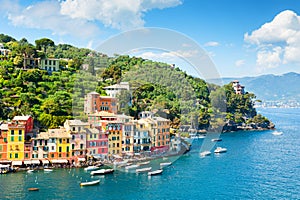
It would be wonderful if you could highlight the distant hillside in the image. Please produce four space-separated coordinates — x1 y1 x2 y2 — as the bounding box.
208 72 300 101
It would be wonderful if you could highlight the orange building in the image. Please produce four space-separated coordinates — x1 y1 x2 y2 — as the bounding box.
0 124 8 161
84 92 117 114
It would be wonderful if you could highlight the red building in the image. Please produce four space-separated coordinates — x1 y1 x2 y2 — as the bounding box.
84 92 117 114
12 116 33 134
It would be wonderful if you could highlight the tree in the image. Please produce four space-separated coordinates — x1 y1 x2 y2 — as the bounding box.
35 38 55 52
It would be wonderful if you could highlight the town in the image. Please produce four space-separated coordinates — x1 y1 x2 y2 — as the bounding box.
0 86 187 173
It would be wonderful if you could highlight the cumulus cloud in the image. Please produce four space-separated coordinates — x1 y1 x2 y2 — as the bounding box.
244 10 300 70
204 41 219 47
1 0 182 38
60 0 182 30
3 0 100 38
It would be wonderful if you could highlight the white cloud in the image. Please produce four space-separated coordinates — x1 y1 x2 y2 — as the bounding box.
204 41 219 47
1 0 182 38
4 0 100 38
135 49 199 61
235 59 245 67
244 10 300 69
60 0 182 30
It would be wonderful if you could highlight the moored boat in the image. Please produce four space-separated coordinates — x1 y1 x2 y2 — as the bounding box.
160 162 172 167
80 179 100 186
200 151 211 157
84 166 100 171
90 169 114 176
28 187 39 191
44 168 53 172
125 164 140 170
214 147 227 153
211 138 222 142
137 161 150 166
27 169 35 173
148 169 163 176
136 167 152 173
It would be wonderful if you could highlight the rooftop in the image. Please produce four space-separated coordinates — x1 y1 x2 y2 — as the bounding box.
13 115 32 121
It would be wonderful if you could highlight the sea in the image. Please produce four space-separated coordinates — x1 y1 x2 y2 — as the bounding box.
0 108 299 200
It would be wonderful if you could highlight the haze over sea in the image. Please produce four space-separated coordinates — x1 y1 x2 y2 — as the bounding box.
1 108 299 200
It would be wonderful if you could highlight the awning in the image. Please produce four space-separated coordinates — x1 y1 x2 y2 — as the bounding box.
31 160 40 164
78 158 85 162
42 160 49 164
24 160 32 165
0 160 11 164
50 159 68 164
12 161 22 166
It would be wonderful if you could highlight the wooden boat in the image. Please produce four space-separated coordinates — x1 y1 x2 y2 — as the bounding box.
136 167 152 173
200 151 211 157
44 168 53 172
28 188 39 191
160 162 172 167
148 169 163 176
80 179 100 186
214 147 227 153
90 169 114 176
84 166 100 171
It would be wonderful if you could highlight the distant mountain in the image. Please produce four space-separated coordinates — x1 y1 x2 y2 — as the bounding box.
208 72 300 102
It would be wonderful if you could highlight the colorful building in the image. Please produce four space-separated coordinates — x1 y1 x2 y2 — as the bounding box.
106 122 123 156
7 122 26 166
117 114 135 155
64 120 89 164
0 124 8 161
86 128 102 157
47 128 71 164
84 92 118 114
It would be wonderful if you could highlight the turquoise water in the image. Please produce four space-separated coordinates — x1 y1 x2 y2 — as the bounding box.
1 108 299 200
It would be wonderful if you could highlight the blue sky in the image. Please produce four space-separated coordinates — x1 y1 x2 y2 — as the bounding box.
1 0 300 78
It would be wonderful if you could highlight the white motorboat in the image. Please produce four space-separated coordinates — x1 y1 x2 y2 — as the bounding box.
80 179 100 186
214 147 227 153
211 138 222 142
148 169 163 176
160 162 172 167
84 166 100 171
27 169 35 173
200 151 211 157
125 164 140 170
136 167 152 173
44 168 53 172
272 131 283 136
90 169 114 176
137 161 150 166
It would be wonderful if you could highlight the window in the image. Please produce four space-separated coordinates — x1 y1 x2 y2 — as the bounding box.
18 130 22 135
59 139 62 144
3 138 7 143
80 135 83 140
72 127 76 132
53 60 56 65
49 60 52 65
94 134 96 138
11 136 14 142
67 139 69 143
9 153 12 158
45 140 47 146
34 140 37 146
72 135 75 140
78 127 81 132
80 144 83 149
45 60 47 65
15 153 18 158
51 154 54 158
40 140 42 145
66 146 69 152
58 153 61 157
51 146 54 150
72 144 75 149
59 147 62 152
11 130 14 135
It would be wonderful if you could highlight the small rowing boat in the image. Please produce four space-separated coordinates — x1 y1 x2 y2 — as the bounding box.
80 179 100 186
148 169 163 176
136 167 152 173
28 188 39 191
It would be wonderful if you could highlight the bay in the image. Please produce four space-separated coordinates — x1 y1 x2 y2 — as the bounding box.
0 108 299 200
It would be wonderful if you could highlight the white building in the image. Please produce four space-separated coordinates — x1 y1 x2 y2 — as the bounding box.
103 82 130 98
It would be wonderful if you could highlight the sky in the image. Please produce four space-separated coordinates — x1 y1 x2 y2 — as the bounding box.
0 0 300 79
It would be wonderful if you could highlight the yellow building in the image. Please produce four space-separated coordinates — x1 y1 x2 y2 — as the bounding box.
107 122 123 156
7 122 25 166
47 128 71 164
